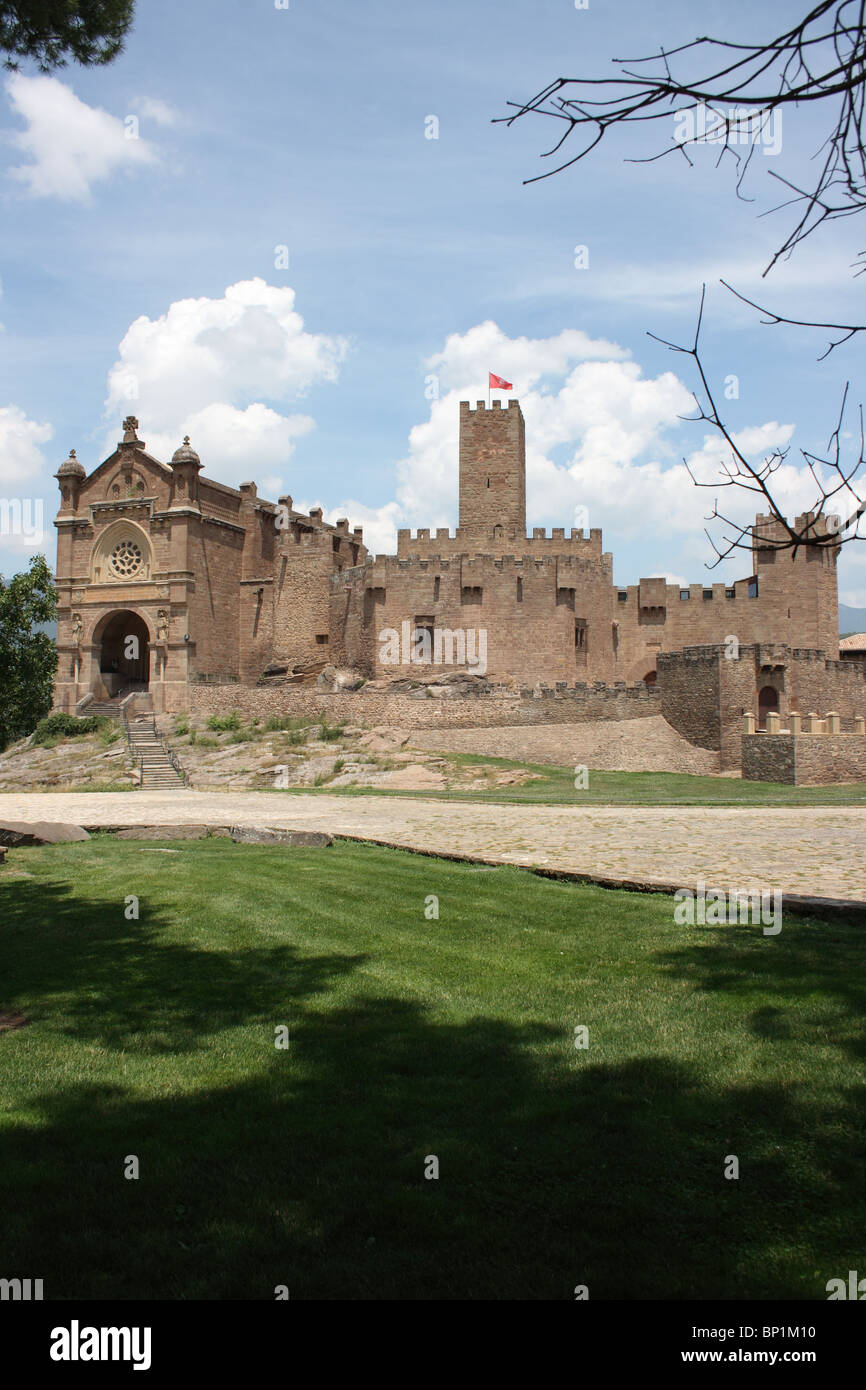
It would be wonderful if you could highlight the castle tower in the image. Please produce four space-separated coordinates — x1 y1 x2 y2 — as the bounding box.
752 512 840 655
458 399 526 540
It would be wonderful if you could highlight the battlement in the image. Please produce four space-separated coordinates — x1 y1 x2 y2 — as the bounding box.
396 525 605 558
365 549 610 579
459 399 522 417
616 578 752 605
514 679 660 698
753 510 841 553
657 643 853 672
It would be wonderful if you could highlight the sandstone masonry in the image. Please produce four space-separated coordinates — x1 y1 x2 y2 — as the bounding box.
52 402 860 761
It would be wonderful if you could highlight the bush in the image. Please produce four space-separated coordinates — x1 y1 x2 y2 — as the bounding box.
31 713 110 745
174 718 190 737
195 735 218 749
264 714 317 733
206 711 241 732
319 720 345 743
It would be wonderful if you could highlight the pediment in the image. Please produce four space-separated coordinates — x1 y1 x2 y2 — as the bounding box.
82 447 172 502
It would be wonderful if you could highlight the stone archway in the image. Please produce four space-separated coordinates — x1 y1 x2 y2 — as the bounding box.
642 669 657 687
758 685 779 730
94 610 151 697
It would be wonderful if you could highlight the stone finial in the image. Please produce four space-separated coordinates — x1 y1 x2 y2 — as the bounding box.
827 711 840 733
743 711 756 734
788 712 802 735
855 716 865 735
765 711 781 735
122 416 139 442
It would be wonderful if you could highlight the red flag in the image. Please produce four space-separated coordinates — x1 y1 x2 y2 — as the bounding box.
489 372 512 390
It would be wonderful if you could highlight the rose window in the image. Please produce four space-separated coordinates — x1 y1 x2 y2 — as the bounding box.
109 538 143 578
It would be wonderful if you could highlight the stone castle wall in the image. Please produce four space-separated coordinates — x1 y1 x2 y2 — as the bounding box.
743 732 866 785
660 644 866 769
180 679 661 729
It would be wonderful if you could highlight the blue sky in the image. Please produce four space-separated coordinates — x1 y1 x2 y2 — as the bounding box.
1 0 864 603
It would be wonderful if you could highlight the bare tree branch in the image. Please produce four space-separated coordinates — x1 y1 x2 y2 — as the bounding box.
651 286 865 565
719 277 864 358
497 1 866 275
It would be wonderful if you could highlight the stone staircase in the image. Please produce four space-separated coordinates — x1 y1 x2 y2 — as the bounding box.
87 700 125 718
125 714 189 790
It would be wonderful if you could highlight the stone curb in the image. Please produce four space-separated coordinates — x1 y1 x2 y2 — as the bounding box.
83 823 333 848
328 834 866 925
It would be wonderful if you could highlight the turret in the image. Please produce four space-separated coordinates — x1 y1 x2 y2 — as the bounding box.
169 436 202 509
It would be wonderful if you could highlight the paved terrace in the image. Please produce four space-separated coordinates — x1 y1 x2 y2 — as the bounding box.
0 792 863 901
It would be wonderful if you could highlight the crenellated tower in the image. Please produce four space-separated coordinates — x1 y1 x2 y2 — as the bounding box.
458 399 525 542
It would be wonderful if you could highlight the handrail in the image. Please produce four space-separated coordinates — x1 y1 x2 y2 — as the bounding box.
166 749 191 787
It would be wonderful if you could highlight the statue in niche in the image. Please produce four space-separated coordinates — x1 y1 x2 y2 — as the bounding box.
156 609 169 641
71 613 83 646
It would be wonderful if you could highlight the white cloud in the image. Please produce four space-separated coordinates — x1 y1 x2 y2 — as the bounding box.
319 321 815 568
130 97 178 128
0 404 53 487
0 405 53 557
102 278 349 488
5 74 159 202
426 320 629 391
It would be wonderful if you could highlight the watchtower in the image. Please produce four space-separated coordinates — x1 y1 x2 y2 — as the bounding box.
458 399 526 540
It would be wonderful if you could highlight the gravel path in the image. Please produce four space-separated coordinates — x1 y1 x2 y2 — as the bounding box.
1 790 863 900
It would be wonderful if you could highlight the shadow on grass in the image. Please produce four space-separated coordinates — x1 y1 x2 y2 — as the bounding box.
0 872 365 1053
0 876 862 1300
656 918 866 1066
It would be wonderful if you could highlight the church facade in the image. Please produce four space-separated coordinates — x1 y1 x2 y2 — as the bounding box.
52 402 840 714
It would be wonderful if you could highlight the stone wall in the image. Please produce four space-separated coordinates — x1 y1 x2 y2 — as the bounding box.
657 648 723 750
659 643 866 771
180 680 661 730
349 550 617 685
743 732 866 785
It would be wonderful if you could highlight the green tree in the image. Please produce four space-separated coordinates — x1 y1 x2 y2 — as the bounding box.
0 1 135 72
0 555 58 751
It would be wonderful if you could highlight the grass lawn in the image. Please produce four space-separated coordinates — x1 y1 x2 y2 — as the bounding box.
270 751 866 806
0 838 862 1300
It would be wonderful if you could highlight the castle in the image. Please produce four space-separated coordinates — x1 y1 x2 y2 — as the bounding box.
52 401 845 733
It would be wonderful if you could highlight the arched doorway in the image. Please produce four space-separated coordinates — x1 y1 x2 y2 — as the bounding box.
642 670 657 687
96 611 150 697
758 685 779 729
